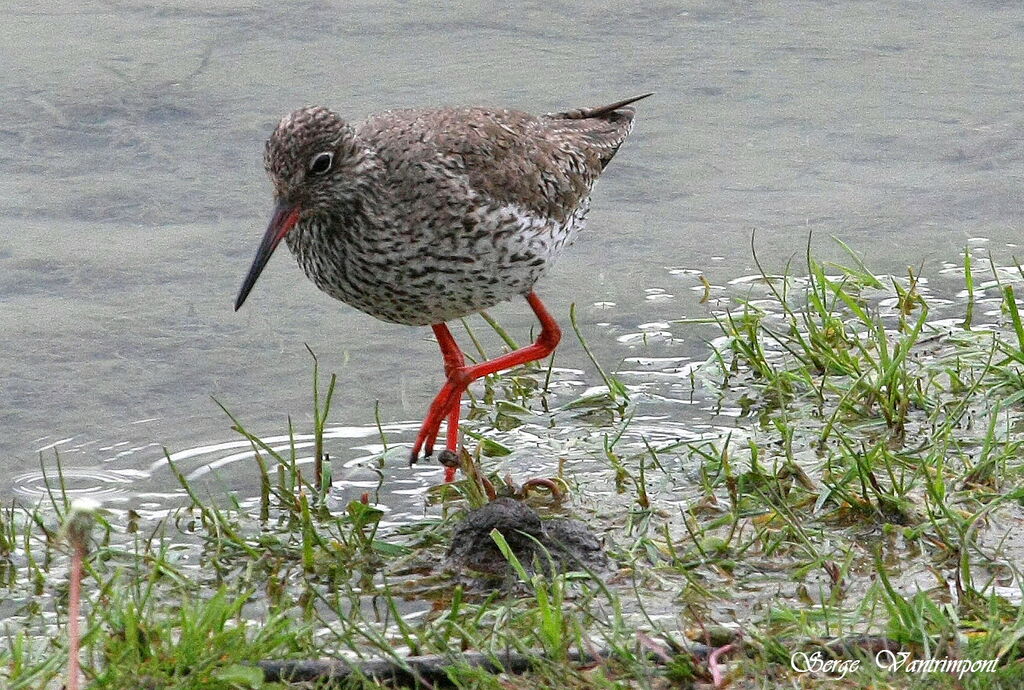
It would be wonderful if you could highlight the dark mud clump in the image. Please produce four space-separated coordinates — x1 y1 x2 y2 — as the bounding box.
446 498 607 578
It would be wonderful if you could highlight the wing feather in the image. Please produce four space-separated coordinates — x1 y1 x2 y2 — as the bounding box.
358 95 649 223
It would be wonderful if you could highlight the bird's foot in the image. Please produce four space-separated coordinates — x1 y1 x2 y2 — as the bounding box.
409 370 471 464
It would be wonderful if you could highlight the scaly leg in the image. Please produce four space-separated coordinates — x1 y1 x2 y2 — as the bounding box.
431 323 465 482
410 292 562 467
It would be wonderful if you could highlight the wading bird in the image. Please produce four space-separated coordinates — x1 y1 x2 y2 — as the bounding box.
235 94 650 481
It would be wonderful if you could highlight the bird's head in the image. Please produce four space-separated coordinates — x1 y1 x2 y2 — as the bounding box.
235 106 359 311
264 106 361 208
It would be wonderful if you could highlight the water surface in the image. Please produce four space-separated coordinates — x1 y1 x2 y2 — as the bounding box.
2 0 1023 507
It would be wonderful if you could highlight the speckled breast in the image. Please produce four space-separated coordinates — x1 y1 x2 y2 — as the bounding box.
285 198 589 327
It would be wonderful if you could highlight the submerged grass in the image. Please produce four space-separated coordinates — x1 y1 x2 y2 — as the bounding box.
6 240 1024 687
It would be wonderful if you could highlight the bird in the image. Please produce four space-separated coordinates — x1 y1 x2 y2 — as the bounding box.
234 94 650 482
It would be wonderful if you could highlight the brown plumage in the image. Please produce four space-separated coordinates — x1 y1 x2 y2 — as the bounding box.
235 94 650 473
353 94 646 226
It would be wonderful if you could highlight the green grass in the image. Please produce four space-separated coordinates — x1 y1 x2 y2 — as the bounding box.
6 240 1024 687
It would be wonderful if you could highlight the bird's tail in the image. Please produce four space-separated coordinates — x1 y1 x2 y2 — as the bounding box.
545 93 652 169
547 93 654 120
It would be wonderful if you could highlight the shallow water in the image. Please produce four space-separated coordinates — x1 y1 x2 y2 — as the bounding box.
2 1 1024 509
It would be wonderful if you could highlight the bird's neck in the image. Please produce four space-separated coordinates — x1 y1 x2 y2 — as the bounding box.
326 149 387 235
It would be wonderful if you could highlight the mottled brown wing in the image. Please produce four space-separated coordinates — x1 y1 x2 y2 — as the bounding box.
358 95 649 223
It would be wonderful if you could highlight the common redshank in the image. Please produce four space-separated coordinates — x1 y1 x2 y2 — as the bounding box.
235 94 650 481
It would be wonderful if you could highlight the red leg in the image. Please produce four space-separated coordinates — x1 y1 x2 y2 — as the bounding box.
410 292 561 465
431 323 464 482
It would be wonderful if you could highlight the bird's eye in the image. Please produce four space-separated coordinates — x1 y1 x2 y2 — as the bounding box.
309 151 334 175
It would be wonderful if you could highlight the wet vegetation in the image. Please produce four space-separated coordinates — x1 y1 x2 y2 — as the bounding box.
7 240 1024 688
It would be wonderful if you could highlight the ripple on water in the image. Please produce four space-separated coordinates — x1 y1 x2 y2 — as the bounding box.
12 341 730 517
149 422 421 480
12 468 136 502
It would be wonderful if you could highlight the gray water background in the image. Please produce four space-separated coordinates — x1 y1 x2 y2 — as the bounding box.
2 0 1022 509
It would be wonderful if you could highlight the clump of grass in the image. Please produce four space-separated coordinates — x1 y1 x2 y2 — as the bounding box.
8 239 1024 688
672 238 1024 684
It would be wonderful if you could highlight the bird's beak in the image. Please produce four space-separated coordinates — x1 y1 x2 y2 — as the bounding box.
234 201 301 311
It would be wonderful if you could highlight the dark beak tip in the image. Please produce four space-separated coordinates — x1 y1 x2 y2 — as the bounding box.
234 199 298 314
